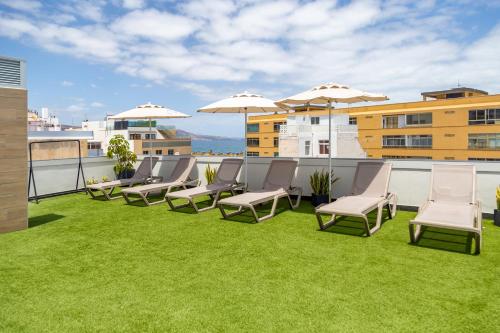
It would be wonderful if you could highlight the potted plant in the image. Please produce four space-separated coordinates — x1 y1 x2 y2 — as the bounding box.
309 169 339 207
494 186 500 227
106 134 137 179
205 164 218 184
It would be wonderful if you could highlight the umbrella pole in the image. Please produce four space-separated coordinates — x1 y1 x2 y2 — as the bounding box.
328 102 332 203
149 118 153 179
244 108 248 190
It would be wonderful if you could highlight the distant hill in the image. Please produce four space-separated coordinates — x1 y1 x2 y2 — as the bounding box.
176 129 243 141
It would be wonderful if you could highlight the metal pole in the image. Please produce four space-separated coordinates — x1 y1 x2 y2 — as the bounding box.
244 108 248 190
149 118 153 179
328 101 332 203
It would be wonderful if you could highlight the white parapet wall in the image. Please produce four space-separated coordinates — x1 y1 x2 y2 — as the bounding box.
28 155 500 214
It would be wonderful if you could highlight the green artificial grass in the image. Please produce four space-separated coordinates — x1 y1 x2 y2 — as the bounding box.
1 193 499 332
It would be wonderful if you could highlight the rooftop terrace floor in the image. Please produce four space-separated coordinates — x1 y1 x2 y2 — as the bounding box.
1 193 499 332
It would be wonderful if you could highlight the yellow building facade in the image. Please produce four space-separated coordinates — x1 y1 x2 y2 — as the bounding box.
247 88 500 160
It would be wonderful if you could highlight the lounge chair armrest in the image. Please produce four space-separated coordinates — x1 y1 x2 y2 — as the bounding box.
185 179 200 187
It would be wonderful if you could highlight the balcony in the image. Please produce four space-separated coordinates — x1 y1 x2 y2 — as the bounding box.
3 156 499 331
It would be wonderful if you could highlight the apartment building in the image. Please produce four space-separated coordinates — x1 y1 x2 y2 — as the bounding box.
248 87 500 160
82 119 191 157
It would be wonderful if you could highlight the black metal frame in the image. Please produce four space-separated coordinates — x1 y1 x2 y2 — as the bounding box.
28 140 86 203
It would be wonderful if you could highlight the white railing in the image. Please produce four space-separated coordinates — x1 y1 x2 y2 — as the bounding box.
28 156 500 214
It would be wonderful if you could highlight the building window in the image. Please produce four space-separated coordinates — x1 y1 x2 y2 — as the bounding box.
349 117 357 125
407 135 432 148
273 137 279 147
382 135 406 147
114 120 128 130
382 155 431 159
274 152 279 157
129 133 141 140
406 113 432 126
319 140 329 154
87 142 101 149
382 115 400 128
446 92 464 99
273 122 285 132
142 150 149 155
468 133 500 150
155 150 162 155
145 133 156 140
469 109 500 125
468 157 500 161
247 138 260 147
247 151 259 157
247 123 259 132
168 149 174 155
304 140 311 156
311 117 320 125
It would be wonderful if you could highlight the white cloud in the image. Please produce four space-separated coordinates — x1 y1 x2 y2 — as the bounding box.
90 102 104 107
61 80 74 87
111 9 199 40
1 0 500 105
122 0 145 9
0 0 41 13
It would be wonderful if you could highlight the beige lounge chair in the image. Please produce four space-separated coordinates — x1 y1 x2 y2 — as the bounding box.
87 157 159 200
165 158 244 212
315 162 397 236
121 157 198 206
409 164 482 254
218 160 302 223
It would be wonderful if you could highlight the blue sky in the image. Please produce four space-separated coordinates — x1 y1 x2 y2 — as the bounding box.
1 0 499 137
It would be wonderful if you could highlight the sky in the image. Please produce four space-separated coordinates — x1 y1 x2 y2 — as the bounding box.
1 0 500 137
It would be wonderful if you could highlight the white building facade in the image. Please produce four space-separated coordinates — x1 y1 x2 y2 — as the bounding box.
279 114 366 158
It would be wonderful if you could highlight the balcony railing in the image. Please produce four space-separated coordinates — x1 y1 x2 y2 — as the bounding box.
28 156 500 214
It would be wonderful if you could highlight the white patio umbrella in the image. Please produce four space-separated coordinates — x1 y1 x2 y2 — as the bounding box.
276 83 388 202
197 92 285 188
109 102 191 178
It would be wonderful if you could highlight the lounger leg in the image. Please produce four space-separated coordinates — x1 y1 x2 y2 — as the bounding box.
409 223 423 243
474 232 481 255
367 203 384 235
219 204 246 219
316 212 337 230
122 191 131 204
362 215 372 236
165 196 192 210
286 193 301 210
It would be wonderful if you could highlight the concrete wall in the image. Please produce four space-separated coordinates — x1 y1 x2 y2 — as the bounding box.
30 140 88 160
28 156 500 214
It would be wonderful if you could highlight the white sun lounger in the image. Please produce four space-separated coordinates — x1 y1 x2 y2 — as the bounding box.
218 160 302 223
409 164 482 254
121 157 197 206
87 157 159 200
165 158 244 213
315 162 397 236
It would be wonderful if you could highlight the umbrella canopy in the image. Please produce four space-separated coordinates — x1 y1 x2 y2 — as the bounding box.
276 83 388 203
108 102 190 179
197 92 285 189
198 92 283 114
109 102 190 119
275 83 388 107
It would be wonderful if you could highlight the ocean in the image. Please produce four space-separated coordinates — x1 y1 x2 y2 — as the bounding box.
192 139 245 154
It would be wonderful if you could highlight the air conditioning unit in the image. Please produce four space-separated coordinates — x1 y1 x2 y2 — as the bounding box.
0 56 26 89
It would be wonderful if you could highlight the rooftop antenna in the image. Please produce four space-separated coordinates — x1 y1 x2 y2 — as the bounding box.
457 80 461 88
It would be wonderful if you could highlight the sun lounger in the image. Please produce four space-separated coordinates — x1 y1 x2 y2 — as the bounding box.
315 162 397 236
165 158 244 212
121 157 197 205
87 157 159 200
409 164 482 254
218 160 302 223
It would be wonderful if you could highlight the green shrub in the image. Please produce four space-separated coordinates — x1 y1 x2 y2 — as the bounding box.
309 169 339 195
106 135 137 176
205 164 218 184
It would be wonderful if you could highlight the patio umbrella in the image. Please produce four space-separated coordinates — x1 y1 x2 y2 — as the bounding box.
109 102 190 178
276 83 388 202
197 92 285 188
